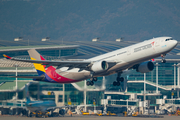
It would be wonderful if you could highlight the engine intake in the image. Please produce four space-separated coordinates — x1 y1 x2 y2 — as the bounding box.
136 61 154 73
91 61 108 73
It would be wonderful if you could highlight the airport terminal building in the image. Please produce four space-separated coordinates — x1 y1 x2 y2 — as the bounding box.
0 40 180 113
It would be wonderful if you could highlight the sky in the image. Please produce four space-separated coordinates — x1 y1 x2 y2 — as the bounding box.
0 0 180 42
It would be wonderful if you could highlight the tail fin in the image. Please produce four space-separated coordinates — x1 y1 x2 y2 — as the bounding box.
28 49 46 76
3 54 12 59
25 84 31 102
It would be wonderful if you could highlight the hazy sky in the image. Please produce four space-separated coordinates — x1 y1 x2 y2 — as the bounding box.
0 0 180 42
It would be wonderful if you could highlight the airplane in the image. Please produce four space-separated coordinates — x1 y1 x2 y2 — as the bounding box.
3 36 178 86
23 84 67 117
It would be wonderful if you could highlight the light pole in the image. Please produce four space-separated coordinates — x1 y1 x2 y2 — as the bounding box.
172 64 177 90
84 80 87 112
93 98 96 113
144 73 146 114
177 63 180 98
155 63 160 93
63 84 65 105
14 64 19 99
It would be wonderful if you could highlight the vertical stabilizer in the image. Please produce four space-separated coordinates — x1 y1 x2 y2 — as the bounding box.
28 49 46 76
25 84 31 102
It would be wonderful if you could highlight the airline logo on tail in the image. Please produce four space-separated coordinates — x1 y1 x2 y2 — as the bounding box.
30 56 46 76
28 49 47 76
3 54 11 59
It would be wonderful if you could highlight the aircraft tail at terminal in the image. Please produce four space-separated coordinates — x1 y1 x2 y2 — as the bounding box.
25 84 31 103
3 54 12 59
28 49 47 76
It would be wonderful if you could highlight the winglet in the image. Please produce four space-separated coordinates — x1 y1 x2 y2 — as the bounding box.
3 54 12 59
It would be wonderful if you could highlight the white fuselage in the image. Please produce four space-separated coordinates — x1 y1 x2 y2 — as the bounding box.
57 37 178 81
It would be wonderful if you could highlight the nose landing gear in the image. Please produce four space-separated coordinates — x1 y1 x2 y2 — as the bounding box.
161 54 166 63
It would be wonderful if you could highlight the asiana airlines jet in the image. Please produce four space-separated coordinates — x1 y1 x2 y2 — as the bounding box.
3 37 178 86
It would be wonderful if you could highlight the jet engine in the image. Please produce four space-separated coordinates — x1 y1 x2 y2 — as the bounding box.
59 109 66 116
91 61 108 73
136 61 154 73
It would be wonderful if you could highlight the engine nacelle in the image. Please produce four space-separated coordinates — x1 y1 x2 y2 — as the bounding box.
91 61 108 73
136 61 154 73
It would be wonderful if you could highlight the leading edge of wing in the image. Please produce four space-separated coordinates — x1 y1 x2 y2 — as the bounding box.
3 54 118 68
3 55 91 66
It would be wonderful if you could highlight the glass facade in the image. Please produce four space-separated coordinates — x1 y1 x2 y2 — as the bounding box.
108 100 137 106
0 92 16 100
40 95 55 101
86 91 104 105
39 82 63 91
128 61 179 86
0 68 37 81
105 94 129 100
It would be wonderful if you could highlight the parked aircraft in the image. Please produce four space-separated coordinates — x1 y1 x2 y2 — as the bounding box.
24 84 66 117
3 37 178 86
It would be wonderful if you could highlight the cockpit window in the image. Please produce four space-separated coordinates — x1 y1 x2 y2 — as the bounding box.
165 38 173 41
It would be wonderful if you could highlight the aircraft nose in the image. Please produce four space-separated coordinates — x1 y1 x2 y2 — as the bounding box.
172 40 178 47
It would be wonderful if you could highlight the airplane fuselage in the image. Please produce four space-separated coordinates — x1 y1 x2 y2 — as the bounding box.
42 37 177 83
26 100 56 113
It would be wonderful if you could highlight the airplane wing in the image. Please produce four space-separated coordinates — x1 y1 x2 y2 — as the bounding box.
3 54 117 70
3 54 92 68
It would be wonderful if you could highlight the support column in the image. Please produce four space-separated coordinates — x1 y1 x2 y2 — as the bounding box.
38 82 40 100
63 84 65 105
84 80 87 112
177 63 180 98
174 64 176 90
144 73 146 114
102 76 106 90
15 64 18 99
172 64 177 90
127 99 128 111
144 73 146 101
155 63 159 93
